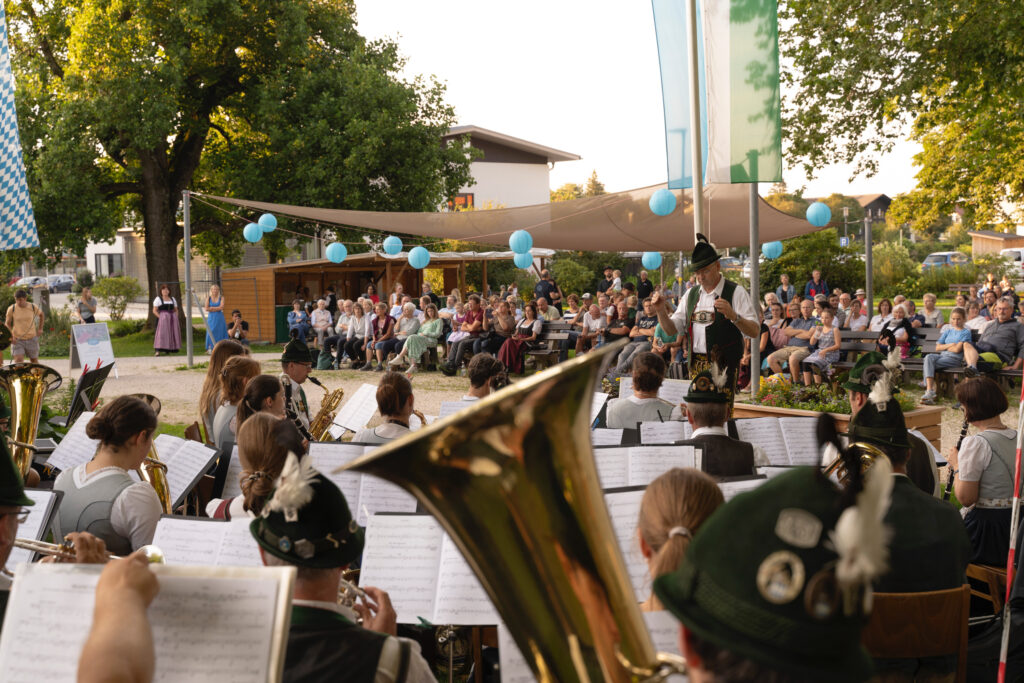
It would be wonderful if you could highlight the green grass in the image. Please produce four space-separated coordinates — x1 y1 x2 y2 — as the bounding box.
155 422 187 439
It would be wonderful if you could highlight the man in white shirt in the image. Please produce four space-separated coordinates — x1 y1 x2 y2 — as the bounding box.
652 234 758 412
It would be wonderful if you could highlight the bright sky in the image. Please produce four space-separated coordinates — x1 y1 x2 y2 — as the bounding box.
354 0 919 199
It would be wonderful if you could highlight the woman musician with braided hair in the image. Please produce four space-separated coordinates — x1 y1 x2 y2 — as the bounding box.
235 375 286 427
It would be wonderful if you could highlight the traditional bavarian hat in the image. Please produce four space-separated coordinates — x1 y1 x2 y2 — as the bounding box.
841 351 901 395
281 333 313 365
691 233 720 271
685 367 730 404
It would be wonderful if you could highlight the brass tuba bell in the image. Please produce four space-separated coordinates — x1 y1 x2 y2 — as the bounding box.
0 363 62 477
342 340 685 682
822 441 888 485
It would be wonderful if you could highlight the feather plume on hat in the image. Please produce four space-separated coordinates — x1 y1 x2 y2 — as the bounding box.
263 452 317 522
696 232 717 250
867 372 892 408
710 361 729 391
882 348 903 374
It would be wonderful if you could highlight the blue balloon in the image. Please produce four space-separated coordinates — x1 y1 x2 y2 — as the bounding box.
761 241 783 260
513 252 533 269
806 202 832 228
325 242 347 264
641 252 662 270
258 213 277 232
649 188 677 216
383 235 403 255
509 230 533 254
409 246 430 269
243 223 262 243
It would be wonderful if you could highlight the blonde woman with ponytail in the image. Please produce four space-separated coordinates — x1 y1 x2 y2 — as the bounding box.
206 414 305 519
211 356 261 451
637 468 723 611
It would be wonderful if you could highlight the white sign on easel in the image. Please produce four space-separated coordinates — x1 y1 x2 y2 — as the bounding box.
69 323 117 378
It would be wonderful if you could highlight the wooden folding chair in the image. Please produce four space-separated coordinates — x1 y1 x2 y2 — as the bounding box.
862 584 970 683
184 421 203 443
966 563 1007 615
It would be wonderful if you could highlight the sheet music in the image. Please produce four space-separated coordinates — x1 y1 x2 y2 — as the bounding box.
594 448 630 489
605 489 647 600
719 477 768 502
408 413 436 430
5 490 58 569
307 443 366 513
619 378 689 406
153 518 223 565
643 611 689 682
591 392 610 424
432 534 500 625
619 376 635 399
155 436 218 507
0 563 287 683
497 623 534 683
439 401 468 419
733 418 788 465
360 515 444 625
356 476 418 526
331 383 380 434
45 411 98 471
640 421 689 445
221 446 243 499
629 446 697 486
592 428 623 446
778 417 822 466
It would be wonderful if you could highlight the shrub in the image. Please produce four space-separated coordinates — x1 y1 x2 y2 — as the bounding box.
110 319 145 337
72 269 94 294
92 276 143 321
754 379 916 414
38 306 74 357
872 243 918 293
550 258 595 298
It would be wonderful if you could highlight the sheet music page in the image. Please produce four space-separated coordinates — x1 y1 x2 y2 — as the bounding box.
356 476 419 526
592 428 623 446
719 477 768 502
217 519 263 567
45 411 98 471
408 413 437 430
497 623 535 683
5 490 56 569
153 433 184 459
605 489 647 601
628 446 697 486
439 401 468 419
594 448 630 489
591 392 610 424
619 376 634 399
162 439 218 508
307 442 366 516
643 611 689 682
221 446 243 499
640 421 688 445
778 417 821 466
332 383 380 433
657 379 691 406
152 518 225 565
733 418 788 465
359 515 444 625
432 534 500 625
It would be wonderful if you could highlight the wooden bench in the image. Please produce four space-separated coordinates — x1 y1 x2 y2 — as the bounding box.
524 320 571 371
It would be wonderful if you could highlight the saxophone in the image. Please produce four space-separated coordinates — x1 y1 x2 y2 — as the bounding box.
307 376 344 441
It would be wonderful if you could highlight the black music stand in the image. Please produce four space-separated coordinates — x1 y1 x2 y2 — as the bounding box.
56 363 114 429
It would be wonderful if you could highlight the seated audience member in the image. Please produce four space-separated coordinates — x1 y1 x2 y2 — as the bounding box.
922 292 944 327
801 305 841 385
235 375 286 426
877 303 914 358
921 307 970 405
388 303 443 372
54 397 163 554
604 301 634 348
965 300 992 334
251 456 433 682
637 468 723 611
676 368 763 477
844 297 869 331
738 312 773 390
766 299 815 383
310 299 333 348
462 354 507 401
440 295 484 375
323 299 353 367
979 290 998 319
962 299 1024 376
903 299 925 328
828 293 846 327
605 352 675 428
536 297 561 322
609 297 659 377
575 304 606 355
375 302 419 368
497 302 543 375
476 300 516 357
212 356 262 451
845 381 970 682
342 302 368 369
946 377 1017 565
360 302 395 372
227 310 250 346
651 320 682 364
287 299 311 340
351 372 416 444
207 413 305 520
653 465 889 683
869 298 893 331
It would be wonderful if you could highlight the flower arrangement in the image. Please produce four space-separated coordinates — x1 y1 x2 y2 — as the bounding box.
754 381 916 415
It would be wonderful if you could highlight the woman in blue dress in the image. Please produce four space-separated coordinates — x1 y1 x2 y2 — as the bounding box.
204 284 228 352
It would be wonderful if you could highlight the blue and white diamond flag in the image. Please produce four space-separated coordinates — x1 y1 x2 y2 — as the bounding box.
0 6 39 250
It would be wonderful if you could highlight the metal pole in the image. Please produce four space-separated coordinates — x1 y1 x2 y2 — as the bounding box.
749 183 760 397
183 190 193 368
684 0 705 243
864 216 873 319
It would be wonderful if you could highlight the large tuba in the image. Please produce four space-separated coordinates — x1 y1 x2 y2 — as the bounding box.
822 441 888 484
128 394 173 514
306 376 343 441
342 340 685 682
0 363 62 477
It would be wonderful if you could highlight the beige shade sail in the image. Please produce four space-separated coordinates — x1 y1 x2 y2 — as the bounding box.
198 183 817 252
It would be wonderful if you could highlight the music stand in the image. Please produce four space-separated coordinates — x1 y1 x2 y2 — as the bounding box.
59 363 114 428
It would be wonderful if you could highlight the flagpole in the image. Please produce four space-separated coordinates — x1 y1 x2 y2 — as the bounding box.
684 0 705 243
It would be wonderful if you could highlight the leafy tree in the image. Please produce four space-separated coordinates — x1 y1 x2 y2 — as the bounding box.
758 229 864 298
583 171 606 197
550 183 583 202
92 276 144 321
763 184 809 218
6 0 474 322
549 259 594 299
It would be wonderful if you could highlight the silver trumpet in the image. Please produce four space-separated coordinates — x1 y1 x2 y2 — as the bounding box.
13 537 165 564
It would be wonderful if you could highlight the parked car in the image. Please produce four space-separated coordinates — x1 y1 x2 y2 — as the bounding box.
741 256 766 280
13 276 46 289
719 257 743 273
46 274 75 292
1000 248 1024 278
921 251 969 271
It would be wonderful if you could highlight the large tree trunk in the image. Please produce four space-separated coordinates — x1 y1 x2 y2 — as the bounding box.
139 151 185 340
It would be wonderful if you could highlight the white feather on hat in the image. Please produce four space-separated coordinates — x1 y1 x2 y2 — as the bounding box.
710 362 729 391
263 452 317 522
867 372 892 408
882 348 903 374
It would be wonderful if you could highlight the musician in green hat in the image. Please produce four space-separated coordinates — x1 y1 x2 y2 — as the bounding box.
281 334 313 439
676 366 761 478
0 436 35 624
652 234 758 412
251 454 433 682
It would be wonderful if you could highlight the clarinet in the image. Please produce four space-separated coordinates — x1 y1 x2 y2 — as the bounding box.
281 373 313 441
943 418 969 501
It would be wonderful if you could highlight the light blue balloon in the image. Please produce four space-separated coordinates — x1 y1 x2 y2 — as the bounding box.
243 223 262 243
258 213 277 232
383 236 403 255
513 252 533 269
641 252 662 270
509 230 533 254
409 246 430 269
325 242 348 264
805 202 832 228
761 241 784 259
649 189 677 216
